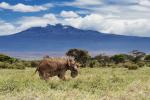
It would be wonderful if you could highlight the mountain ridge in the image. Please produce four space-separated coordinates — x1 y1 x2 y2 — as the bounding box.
2 24 149 38
0 24 149 54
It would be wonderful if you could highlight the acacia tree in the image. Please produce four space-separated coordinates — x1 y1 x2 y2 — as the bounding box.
145 55 150 61
0 54 17 63
111 54 127 64
94 54 111 66
129 50 146 63
66 48 91 67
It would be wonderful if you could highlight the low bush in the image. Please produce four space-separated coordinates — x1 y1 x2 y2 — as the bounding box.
0 54 18 63
30 61 39 68
148 64 150 67
111 54 126 64
12 62 25 69
137 61 145 67
0 62 10 69
115 63 124 68
128 64 138 70
21 61 31 67
87 60 101 68
123 62 139 70
0 62 25 69
107 63 116 68
145 62 150 67
144 55 150 61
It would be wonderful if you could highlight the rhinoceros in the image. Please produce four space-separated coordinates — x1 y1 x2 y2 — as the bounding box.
34 57 79 80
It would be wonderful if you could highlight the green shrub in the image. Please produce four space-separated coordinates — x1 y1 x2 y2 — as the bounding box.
0 62 25 69
21 61 31 67
88 60 101 68
0 62 5 68
123 62 138 70
115 63 124 68
30 61 39 68
94 54 111 67
66 48 91 67
128 64 138 70
111 54 127 64
0 62 11 69
106 63 116 68
148 64 150 67
145 62 150 67
0 54 18 63
12 62 25 69
144 55 150 61
0 54 11 62
123 62 131 68
137 61 145 67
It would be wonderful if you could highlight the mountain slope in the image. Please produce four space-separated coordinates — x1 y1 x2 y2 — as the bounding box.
0 24 150 53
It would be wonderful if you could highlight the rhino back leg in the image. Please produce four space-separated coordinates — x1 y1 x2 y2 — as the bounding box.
38 70 44 79
41 72 50 81
38 70 49 80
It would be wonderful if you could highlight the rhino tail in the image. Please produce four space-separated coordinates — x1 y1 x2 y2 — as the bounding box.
32 61 42 76
32 68 38 76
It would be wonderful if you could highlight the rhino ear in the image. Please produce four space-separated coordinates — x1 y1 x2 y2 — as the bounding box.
76 62 81 68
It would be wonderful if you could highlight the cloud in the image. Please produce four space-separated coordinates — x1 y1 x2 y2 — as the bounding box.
139 0 150 7
0 2 52 12
0 12 150 37
67 0 102 6
0 20 17 35
63 0 102 8
60 14 150 37
60 10 79 18
0 13 57 35
63 0 150 18
62 0 150 36
63 0 141 7
103 0 138 5
19 14 57 29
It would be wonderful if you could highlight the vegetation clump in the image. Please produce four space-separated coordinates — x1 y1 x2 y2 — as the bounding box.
123 62 139 70
88 60 101 68
144 55 150 61
65 49 150 70
0 61 25 69
0 54 18 63
66 48 91 67
111 54 127 64
0 49 150 70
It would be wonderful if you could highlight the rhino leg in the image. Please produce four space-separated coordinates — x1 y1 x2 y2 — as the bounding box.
58 72 66 80
58 75 66 80
38 71 49 81
38 71 44 79
43 73 50 81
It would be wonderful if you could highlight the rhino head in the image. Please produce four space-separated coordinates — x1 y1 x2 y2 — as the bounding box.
67 58 79 78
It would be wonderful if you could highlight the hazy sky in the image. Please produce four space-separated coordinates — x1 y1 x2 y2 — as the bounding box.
0 0 150 37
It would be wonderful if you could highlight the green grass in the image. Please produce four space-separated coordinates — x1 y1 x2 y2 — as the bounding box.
0 67 150 100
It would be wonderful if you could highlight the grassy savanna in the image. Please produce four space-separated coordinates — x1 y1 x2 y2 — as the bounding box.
0 67 150 100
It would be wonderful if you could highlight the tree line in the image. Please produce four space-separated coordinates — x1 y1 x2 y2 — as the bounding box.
66 49 150 70
0 49 150 70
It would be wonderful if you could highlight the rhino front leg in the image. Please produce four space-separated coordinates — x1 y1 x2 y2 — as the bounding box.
58 75 66 80
58 72 66 81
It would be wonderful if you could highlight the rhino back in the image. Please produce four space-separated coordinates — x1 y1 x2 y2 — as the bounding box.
39 60 67 72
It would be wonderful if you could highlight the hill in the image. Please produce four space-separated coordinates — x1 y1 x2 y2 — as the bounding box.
0 24 149 57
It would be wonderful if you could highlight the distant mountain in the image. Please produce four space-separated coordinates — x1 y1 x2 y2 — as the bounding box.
0 24 150 56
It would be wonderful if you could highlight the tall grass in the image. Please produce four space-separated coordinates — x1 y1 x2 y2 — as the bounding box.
0 67 150 100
